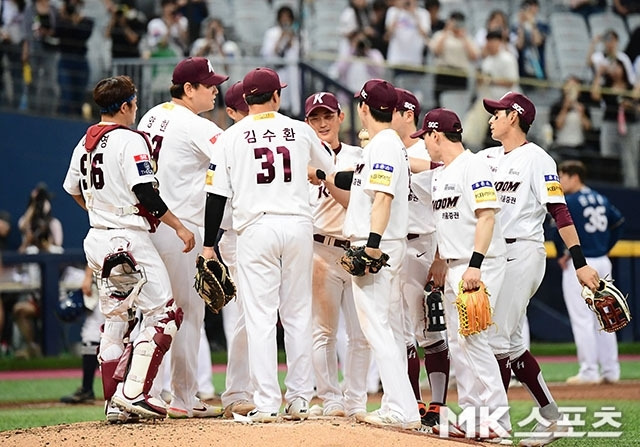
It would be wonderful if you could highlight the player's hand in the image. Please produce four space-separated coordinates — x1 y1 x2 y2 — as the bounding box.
307 166 323 185
461 267 481 291
176 226 195 253
576 265 599 292
201 245 216 260
427 257 448 288
364 246 382 260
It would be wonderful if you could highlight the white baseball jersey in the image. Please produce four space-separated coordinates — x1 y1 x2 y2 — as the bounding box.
406 139 436 235
63 123 156 231
312 142 361 237
138 102 223 227
480 142 565 243
343 128 409 241
431 150 505 260
205 111 335 232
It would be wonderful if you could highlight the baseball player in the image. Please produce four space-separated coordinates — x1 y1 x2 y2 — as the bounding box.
410 108 511 441
201 67 335 422
63 75 195 420
304 91 370 418
479 92 600 447
138 57 227 419
390 88 450 429
330 79 421 430
557 160 625 385
216 81 257 418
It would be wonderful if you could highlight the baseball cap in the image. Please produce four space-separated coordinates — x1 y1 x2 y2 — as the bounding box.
482 91 536 125
305 92 340 117
395 88 421 118
172 57 229 86
354 79 397 112
224 81 249 113
242 67 287 96
410 107 462 138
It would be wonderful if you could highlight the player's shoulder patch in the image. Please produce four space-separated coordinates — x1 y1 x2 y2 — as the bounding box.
471 180 497 203
134 153 154 176
544 174 563 197
369 163 394 186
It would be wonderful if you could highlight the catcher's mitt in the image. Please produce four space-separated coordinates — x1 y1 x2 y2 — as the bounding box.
581 278 631 333
455 281 493 337
339 245 390 277
194 255 237 314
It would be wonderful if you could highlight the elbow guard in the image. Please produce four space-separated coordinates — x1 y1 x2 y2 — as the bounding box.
132 182 168 218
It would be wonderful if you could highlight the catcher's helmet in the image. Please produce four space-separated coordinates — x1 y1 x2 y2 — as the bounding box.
56 290 86 322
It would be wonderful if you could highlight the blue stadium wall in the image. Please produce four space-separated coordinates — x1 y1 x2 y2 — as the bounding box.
1 111 639 342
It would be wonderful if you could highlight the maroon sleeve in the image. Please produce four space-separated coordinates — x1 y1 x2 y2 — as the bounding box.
547 202 574 229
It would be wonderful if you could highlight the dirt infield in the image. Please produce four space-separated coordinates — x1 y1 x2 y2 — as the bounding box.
2 381 638 447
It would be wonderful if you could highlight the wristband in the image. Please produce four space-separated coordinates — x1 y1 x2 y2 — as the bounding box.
315 169 326 181
569 245 587 270
469 251 484 269
366 232 382 249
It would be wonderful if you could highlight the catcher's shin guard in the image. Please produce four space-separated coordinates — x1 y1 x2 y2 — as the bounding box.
122 300 183 399
101 360 120 401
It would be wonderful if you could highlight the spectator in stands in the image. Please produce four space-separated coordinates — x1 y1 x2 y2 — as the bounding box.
590 57 639 187
511 0 549 82
0 211 10 251
21 0 59 114
474 9 514 58
1 0 26 108
260 5 302 116
569 0 606 21
338 0 375 57
177 0 208 47
54 0 94 116
190 17 240 76
369 0 389 58
463 29 519 149
613 0 640 17
424 0 445 34
143 0 189 58
384 0 430 76
13 183 64 359
588 29 636 86
335 33 385 94
429 10 479 107
550 76 594 156
106 0 147 59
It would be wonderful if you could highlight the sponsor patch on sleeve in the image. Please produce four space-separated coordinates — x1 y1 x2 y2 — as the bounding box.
369 163 394 186
205 163 216 186
544 174 563 196
471 180 497 203
134 153 154 176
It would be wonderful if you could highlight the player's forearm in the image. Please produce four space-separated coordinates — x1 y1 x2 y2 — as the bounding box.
472 208 495 256
558 225 581 251
370 192 393 237
324 181 350 208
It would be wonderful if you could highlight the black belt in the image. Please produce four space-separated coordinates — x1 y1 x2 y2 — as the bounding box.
505 238 517 244
91 226 123 230
313 234 350 249
407 233 420 241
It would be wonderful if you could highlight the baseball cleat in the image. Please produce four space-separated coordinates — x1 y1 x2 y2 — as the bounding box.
285 397 309 420
421 402 441 428
246 409 279 423
61 387 95 404
167 399 224 418
105 401 141 424
323 403 346 417
112 391 167 419
518 418 569 447
224 399 257 418
358 409 422 430
565 375 602 385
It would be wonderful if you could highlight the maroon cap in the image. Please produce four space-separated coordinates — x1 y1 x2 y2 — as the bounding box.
242 67 287 96
395 88 421 118
224 81 249 113
483 91 536 125
172 57 229 86
410 108 463 138
354 79 397 112
305 92 341 117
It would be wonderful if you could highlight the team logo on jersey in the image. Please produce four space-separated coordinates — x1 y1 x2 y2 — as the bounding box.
544 174 563 196
209 133 219 145
134 154 154 176
432 196 459 210
472 180 497 203
494 180 521 193
205 163 216 186
370 163 393 186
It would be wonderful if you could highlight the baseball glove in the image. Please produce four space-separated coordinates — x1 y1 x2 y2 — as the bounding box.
455 281 493 337
194 255 237 314
339 245 390 277
581 278 631 333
